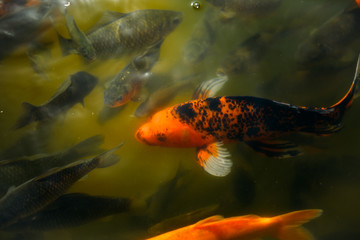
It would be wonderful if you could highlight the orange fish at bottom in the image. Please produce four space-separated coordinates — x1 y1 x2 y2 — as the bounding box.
146 209 322 240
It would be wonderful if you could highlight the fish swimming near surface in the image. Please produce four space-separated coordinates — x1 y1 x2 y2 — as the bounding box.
0 135 104 197
104 41 162 108
0 0 56 60
5 193 131 231
205 0 281 20
182 8 217 65
295 2 360 67
0 144 122 229
56 9 183 61
136 56 360 177
146 209 322 240
14 71 98 129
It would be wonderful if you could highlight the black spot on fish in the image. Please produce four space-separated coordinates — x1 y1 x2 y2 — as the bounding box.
207 98 221 112
176 103 196 123
156 133 167 142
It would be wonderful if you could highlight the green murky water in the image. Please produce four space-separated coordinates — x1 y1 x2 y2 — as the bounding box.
1 0 360 239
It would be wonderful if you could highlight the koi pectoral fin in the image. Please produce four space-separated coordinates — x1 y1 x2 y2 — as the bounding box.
245 140 302 158
196 142 233 177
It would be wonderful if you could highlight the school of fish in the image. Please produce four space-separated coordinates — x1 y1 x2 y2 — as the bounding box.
1 0 360 239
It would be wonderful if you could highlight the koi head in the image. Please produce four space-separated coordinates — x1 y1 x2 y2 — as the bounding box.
135 108 207 147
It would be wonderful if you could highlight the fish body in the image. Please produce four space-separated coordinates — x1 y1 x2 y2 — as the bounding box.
0 1 54 60
0 144 121 229
59 9 183 60
104 42 162 107
0 135 104 198
136 57 360 176
6 193 131 231
182 9 216 64
219 27 285 75
14 71 98 129
295 3 360 67
147 209 322 240
205 0 281 19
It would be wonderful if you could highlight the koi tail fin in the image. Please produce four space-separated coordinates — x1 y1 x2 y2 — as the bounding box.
276 209 323 240
330 53 360 110
13 102 41 130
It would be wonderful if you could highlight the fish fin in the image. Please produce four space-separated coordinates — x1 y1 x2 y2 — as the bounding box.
300 124 343 136
276 209 323 240
67 135 105 158
194 215 224 226
3 186 16 198
96 143 124 168
50 16 77 57
192 73 228 100
65 9 96 61
13 102 40 129
196 142 232 177
87 11 128 34
245 140 302 158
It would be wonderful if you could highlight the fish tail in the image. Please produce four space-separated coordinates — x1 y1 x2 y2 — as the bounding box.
96 143 124 168
67 135 105 158
276 209 323 240
13 102 40 129
49 15 76 57
329 53 360 110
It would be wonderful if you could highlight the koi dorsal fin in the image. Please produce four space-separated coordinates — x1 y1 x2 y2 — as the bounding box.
196 142 232 177
192 73 228 100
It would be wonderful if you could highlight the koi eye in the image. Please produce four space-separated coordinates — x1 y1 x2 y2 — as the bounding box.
172 17 181 25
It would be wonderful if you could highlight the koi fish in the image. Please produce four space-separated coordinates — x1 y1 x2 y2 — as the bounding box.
136 56 360 177
146 209 322 240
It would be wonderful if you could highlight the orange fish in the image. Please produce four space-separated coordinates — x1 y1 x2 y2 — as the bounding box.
136 55 360 177
356 0 360 8
146 209 322 240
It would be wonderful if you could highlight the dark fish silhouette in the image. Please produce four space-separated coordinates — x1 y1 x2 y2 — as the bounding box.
6 193 131 231
14 71 98 129
295 3 360 67
0 144 122 229
0 135 104 197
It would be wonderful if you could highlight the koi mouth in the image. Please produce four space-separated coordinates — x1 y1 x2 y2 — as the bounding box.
135 128 153 145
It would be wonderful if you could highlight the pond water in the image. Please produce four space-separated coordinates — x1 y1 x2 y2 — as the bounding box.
0 0 360 239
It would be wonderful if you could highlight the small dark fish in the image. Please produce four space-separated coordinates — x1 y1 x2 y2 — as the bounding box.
182 9 217 64
57 9 183 60
104 42 162 108
0 135 104 197
0 1 54 60
205 0 281 20
295 3 360 67
0 144 122 229
148 204 219 236
6 193 131 231
218 27 286 75
14 71 98 129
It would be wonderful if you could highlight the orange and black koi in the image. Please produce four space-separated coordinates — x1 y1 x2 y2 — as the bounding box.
136 57 360 177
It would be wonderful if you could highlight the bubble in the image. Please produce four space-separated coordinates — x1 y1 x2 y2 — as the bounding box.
191 1 201 9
